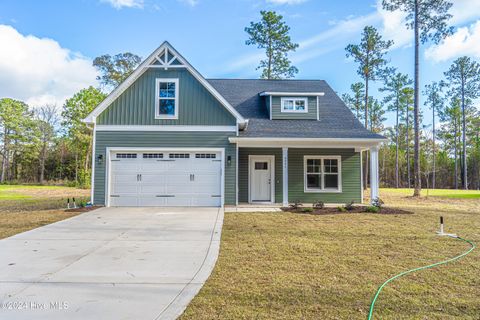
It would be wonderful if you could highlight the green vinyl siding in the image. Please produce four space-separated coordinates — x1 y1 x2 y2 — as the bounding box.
238 148 283 203
97 68 236 126
288 148 361 203
271 96 317 120
93 131 236 205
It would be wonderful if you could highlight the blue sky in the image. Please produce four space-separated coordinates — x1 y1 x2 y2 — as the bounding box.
0 0 479 127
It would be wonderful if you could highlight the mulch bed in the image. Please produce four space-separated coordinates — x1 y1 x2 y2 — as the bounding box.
282 206 413 215
65 206 102 213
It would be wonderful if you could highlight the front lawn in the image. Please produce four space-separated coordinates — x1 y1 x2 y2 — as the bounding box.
182 189 480 319
0 185 90 239
381 187 480 199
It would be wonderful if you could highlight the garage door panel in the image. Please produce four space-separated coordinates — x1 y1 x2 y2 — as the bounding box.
111 161 138 172
109 150 222 207
166 173 191 184
193 173 220 185
137 196 167 207
139 185 167 195
139 162 169 171
192 197 221 207
112 173 138 184
194 160 221 170
110 196 138 207
165 195 193 206
140 174 167 184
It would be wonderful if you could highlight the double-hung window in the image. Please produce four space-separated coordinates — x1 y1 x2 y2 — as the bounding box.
281 97 308 113
304 156 341 192
155 78 179 119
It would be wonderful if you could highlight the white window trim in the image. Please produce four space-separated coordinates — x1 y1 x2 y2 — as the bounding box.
281 97 308 113
155 78 179 119
303 155 342 193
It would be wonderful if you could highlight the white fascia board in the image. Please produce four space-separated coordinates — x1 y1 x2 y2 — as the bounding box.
259 92 325 97
83 41 245 125
96 125 237 132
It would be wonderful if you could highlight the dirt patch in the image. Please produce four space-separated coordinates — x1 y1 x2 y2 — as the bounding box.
65 206 102 213
282 206 413 215
13 187 90 198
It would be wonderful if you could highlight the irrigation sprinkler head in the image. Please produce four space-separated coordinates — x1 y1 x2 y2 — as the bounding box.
436 216 457 238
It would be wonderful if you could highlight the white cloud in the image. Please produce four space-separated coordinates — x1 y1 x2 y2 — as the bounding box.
101 0 143 9
177 0 199 6
425 20 480 62
450 0 480 25
0 25 98 107
376 1 411 49
266 0 306 4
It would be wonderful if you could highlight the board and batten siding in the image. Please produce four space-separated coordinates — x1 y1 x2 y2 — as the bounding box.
288 148 361 203
96 68 236 126
238 148 283 203
271 96 317 120
93 131 236 205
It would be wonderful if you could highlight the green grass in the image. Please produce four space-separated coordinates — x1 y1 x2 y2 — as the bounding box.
0 185 90 238
182 189 480 319
381 188 480 199
0 186 89 211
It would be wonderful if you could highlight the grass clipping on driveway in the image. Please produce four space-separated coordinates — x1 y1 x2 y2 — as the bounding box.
182 190 480 319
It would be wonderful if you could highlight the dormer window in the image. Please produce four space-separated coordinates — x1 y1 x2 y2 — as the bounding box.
281 97 308 113
155 78 179 119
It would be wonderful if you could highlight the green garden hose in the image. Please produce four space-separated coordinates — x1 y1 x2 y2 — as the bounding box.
367 236 475 320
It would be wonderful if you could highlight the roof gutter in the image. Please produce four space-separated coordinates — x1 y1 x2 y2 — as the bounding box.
229 136 387 150
259 92 325 97
229 137 387 143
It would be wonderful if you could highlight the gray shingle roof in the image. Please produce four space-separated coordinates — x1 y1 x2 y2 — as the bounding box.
207 79 384 139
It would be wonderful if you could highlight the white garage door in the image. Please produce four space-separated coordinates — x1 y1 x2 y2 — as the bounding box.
109 151 222 207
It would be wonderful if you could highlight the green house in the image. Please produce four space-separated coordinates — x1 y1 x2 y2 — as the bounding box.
84 42 385 207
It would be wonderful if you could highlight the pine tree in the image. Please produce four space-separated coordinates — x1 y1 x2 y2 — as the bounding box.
382 0 453 196
245 11 299 79
346 26 393 189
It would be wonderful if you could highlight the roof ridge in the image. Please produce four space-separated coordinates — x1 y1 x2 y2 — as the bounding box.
206 78 326 81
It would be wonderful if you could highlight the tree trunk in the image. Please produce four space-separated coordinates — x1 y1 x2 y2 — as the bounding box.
364 79 369 190
0 149 6 183
454 116 458 189
432 103 436 189
413 0 421 197
75 152 78 183
406 105 411 188
40 141 47 183
461 80 467 189
395 99 399 188
267 37 272 79
1 127 8 183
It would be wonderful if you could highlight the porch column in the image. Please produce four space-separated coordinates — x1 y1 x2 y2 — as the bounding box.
370 145 379 204
282 147 288 206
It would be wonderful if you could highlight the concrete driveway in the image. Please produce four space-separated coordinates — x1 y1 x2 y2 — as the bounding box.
0 207 224 320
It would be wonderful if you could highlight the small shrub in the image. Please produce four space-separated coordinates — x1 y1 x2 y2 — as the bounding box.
313 200 325 209
337 206 347 212
371 197 384 208
345 200 355 211
365 206 379 213
289 200 303 210
302 207 314 213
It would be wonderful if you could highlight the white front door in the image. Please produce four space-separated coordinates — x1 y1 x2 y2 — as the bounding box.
109 151 222 207
249 156 274 203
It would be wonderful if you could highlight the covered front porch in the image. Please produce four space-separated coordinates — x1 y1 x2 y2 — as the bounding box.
230 137 384 206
